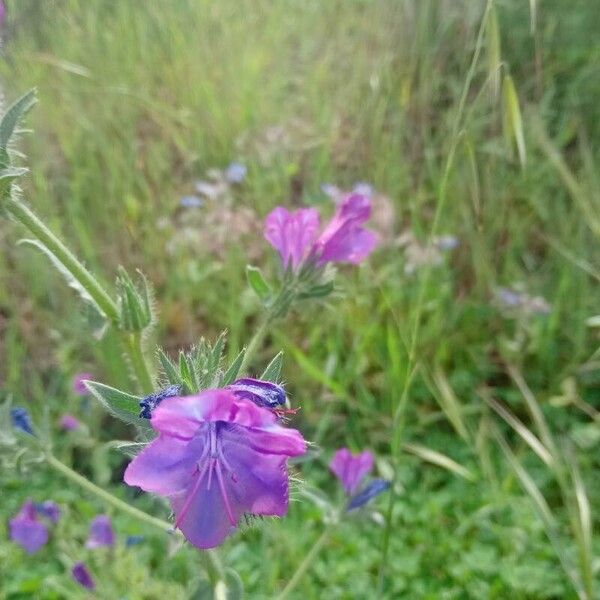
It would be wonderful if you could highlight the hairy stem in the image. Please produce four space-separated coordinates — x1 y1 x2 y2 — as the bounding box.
6 200 119 321
123 332 154 394
45 453 225 581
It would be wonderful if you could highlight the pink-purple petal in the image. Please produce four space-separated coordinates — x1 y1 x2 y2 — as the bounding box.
330 448 374 495
124 433 202 495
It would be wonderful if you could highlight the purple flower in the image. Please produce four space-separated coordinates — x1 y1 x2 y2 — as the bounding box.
264 194 378 271
227 378 286 409
9 500 48 554
225 162 247 184
0 2 5 26
264 206 320 271
85 515 115 549
72 562 95 590
124 388 306 549
59 414 81 431
329 448 374 495
347 479 390 511
72 372 93 396
10 407 33 435
352 182 374 197
34 501 61 523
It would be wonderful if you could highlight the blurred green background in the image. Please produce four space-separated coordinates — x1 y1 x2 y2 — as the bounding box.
1 0 599 598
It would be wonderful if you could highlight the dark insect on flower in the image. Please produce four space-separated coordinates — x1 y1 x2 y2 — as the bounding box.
227 378 287 409
10 407 33 435
347 479 391 511
139 385 182 419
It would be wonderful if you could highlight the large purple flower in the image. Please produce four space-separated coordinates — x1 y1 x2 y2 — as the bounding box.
263 194 377 270
9 500 49 554
329 448 374 495
124 389 306 549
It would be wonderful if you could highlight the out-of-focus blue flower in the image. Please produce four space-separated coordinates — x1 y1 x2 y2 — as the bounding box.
225 162 247 184
139 385 181 419
347 479 391 511
34 501 61 523
10 407 33 435
179 195 204 209
125 535 145 547
496 287 523 308
320 183 343 201
72 562 95 590
352 182 374 197
435 235 459 251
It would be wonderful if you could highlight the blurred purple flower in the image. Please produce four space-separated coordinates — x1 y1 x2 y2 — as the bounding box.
179 195 204 209
264 194 377 271
9 500 48 554
0 2 5 26
85 515 115 549
329 448 374 495
34 501 61 523
10 407 33 435
227 378 286 409
435 235 459 251
225 162 247 184
59 414 81 431
72 373 92 396
124 388 306 549
72 562 95 590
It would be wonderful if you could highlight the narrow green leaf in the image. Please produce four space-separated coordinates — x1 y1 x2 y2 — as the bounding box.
85 380 146 427
220 348 247 386
402 442 476 481
261 351 284 382
486 6 501 99
502 74 527 168
157 349 180 385
0 89 37 151
246 265 271 301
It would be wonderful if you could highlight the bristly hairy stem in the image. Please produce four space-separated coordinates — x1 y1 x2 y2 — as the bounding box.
45 453 225 582
239 314 272 375
276 521 337 600
6 199 154 393
123 331 154 394
6 200 119 321
377 0 494 590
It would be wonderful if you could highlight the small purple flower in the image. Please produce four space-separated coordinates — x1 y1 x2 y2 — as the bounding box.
59 414 81 431
124 389 306 549
72 562 95 590
9 500 48 554
347 479 391 511
85 515 115 549
225 162 247 184
139 384 181 419
329 448 374 495
10 407 33 435
179 195 204 208
227 378 286 409
72 373 93 396
34 501 61 523
0 2 5 26
264 194 378 271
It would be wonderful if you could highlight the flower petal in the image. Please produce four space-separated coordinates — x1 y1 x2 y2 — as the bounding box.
9 517 48 554
264 207 320 269
124 433 204 495
330 448 374 495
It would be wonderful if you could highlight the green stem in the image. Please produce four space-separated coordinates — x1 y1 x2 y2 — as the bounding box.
7 200 119 322
240 315 272 375
123 332 154 394
377 0 493 590
276 522 336 600
45 453 225 581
